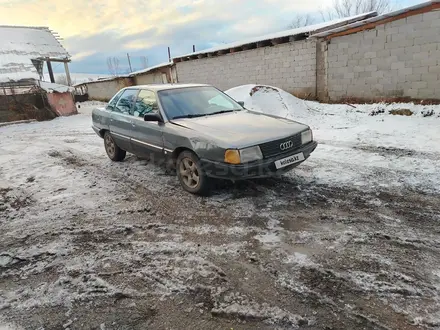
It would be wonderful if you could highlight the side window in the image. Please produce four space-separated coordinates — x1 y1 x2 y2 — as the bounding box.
132 90 159 117
114 89 138 115
106 90 124 111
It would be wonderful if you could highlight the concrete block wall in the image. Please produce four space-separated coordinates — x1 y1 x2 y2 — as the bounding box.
84 68 174 101
87 78 133 101
133 72 164 85
176 40 317 97
325 10 440 100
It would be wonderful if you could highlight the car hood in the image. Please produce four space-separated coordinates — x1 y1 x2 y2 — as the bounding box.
170 110 309 148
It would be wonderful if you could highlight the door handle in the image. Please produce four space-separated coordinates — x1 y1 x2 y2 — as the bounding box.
131 121 136 127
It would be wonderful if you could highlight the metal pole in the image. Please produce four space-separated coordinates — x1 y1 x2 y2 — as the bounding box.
46 59 55 83
193 45 195 52
167 47 171 62
63 62 72 86
127 53 133 72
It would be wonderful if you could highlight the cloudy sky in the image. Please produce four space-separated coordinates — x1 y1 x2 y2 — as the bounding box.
0 0 422 75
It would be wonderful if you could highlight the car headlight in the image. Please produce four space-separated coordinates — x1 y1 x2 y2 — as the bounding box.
224 146 263 164
240 146 263 163
224 149 241 164
301 129 313 145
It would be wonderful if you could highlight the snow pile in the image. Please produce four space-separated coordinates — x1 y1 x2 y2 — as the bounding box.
225 84 440 193
226 84 309 118
38 81 73 93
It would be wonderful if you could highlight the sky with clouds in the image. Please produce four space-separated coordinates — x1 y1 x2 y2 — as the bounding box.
0 0 423 75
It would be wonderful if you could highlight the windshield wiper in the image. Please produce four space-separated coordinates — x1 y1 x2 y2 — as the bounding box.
172 114 207 119
205 109 239 116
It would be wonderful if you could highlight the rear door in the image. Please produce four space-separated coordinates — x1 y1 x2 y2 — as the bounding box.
130 89 165 159
109 88 139 152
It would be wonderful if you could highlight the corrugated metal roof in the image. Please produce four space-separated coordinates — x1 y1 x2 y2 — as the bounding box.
174 11 377 60
0 25 70 83
311 0 438 38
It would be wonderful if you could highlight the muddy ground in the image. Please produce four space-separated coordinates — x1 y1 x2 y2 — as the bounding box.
0 109 439 330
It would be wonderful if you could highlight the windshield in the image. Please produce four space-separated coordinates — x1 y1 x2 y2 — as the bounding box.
158 86 243 120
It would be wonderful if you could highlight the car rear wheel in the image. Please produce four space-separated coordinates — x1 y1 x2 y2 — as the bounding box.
176 151 211 196
104 131 126 161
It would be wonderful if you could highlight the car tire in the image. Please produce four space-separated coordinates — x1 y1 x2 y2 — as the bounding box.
176 151 211 196
104 131 126 161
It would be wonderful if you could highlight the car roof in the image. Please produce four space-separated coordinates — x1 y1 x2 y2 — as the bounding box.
123 83 211 92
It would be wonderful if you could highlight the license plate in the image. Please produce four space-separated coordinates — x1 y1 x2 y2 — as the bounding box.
275 153 305 169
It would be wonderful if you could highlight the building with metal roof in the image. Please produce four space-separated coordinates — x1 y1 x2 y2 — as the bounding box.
0 25 71 85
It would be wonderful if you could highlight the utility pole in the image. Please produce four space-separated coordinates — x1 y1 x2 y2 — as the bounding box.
193 45 196 52
167 47 171 62
127 53 133 72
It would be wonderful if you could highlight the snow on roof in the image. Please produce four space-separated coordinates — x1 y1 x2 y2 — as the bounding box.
174 11 377 60
0 25 69 83
73 75 130 86
311 0 437 38
38 81 74 93
73 62 174 87
129 61 173 76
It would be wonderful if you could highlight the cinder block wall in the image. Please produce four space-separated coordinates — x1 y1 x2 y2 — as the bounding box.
87 78 133 101
133 72 164 85
176 40 317 98
325 11 440 100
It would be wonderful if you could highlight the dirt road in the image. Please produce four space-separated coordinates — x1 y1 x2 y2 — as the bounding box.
1 104 439 329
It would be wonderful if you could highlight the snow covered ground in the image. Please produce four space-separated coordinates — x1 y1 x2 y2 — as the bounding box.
0 94 440 329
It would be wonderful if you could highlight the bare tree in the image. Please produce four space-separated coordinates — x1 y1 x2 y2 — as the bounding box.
107 57 120 76
288 14 315 29
140 56 148 69
321 0 393 21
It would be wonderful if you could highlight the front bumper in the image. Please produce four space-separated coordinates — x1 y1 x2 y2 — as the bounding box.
200 141 318 180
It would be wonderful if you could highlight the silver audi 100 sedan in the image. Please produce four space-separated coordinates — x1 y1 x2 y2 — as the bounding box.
92 84 317 195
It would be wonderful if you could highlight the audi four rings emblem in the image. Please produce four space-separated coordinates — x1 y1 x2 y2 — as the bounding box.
280 140 293 150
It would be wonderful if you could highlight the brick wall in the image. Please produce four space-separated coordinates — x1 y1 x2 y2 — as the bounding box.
324 10 440 100
176 40 317 97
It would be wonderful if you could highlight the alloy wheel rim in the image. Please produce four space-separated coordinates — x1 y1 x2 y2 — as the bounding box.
179 157 200 189
105 135 115 157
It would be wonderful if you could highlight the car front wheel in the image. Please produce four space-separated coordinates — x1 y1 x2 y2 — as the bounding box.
176 151 211 196
104 131 126 161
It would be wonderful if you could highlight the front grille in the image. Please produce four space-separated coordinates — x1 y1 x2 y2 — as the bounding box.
259 133 302 158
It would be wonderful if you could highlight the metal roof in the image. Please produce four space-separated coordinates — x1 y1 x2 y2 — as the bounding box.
0 25 69 83
174 11 377 61
311 0 439 38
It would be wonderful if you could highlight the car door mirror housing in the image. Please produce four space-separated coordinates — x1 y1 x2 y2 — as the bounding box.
144 113 162 122
238 101 245 107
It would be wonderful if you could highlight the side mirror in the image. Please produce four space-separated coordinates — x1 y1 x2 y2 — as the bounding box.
144 113 162 122
238 101 245 107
